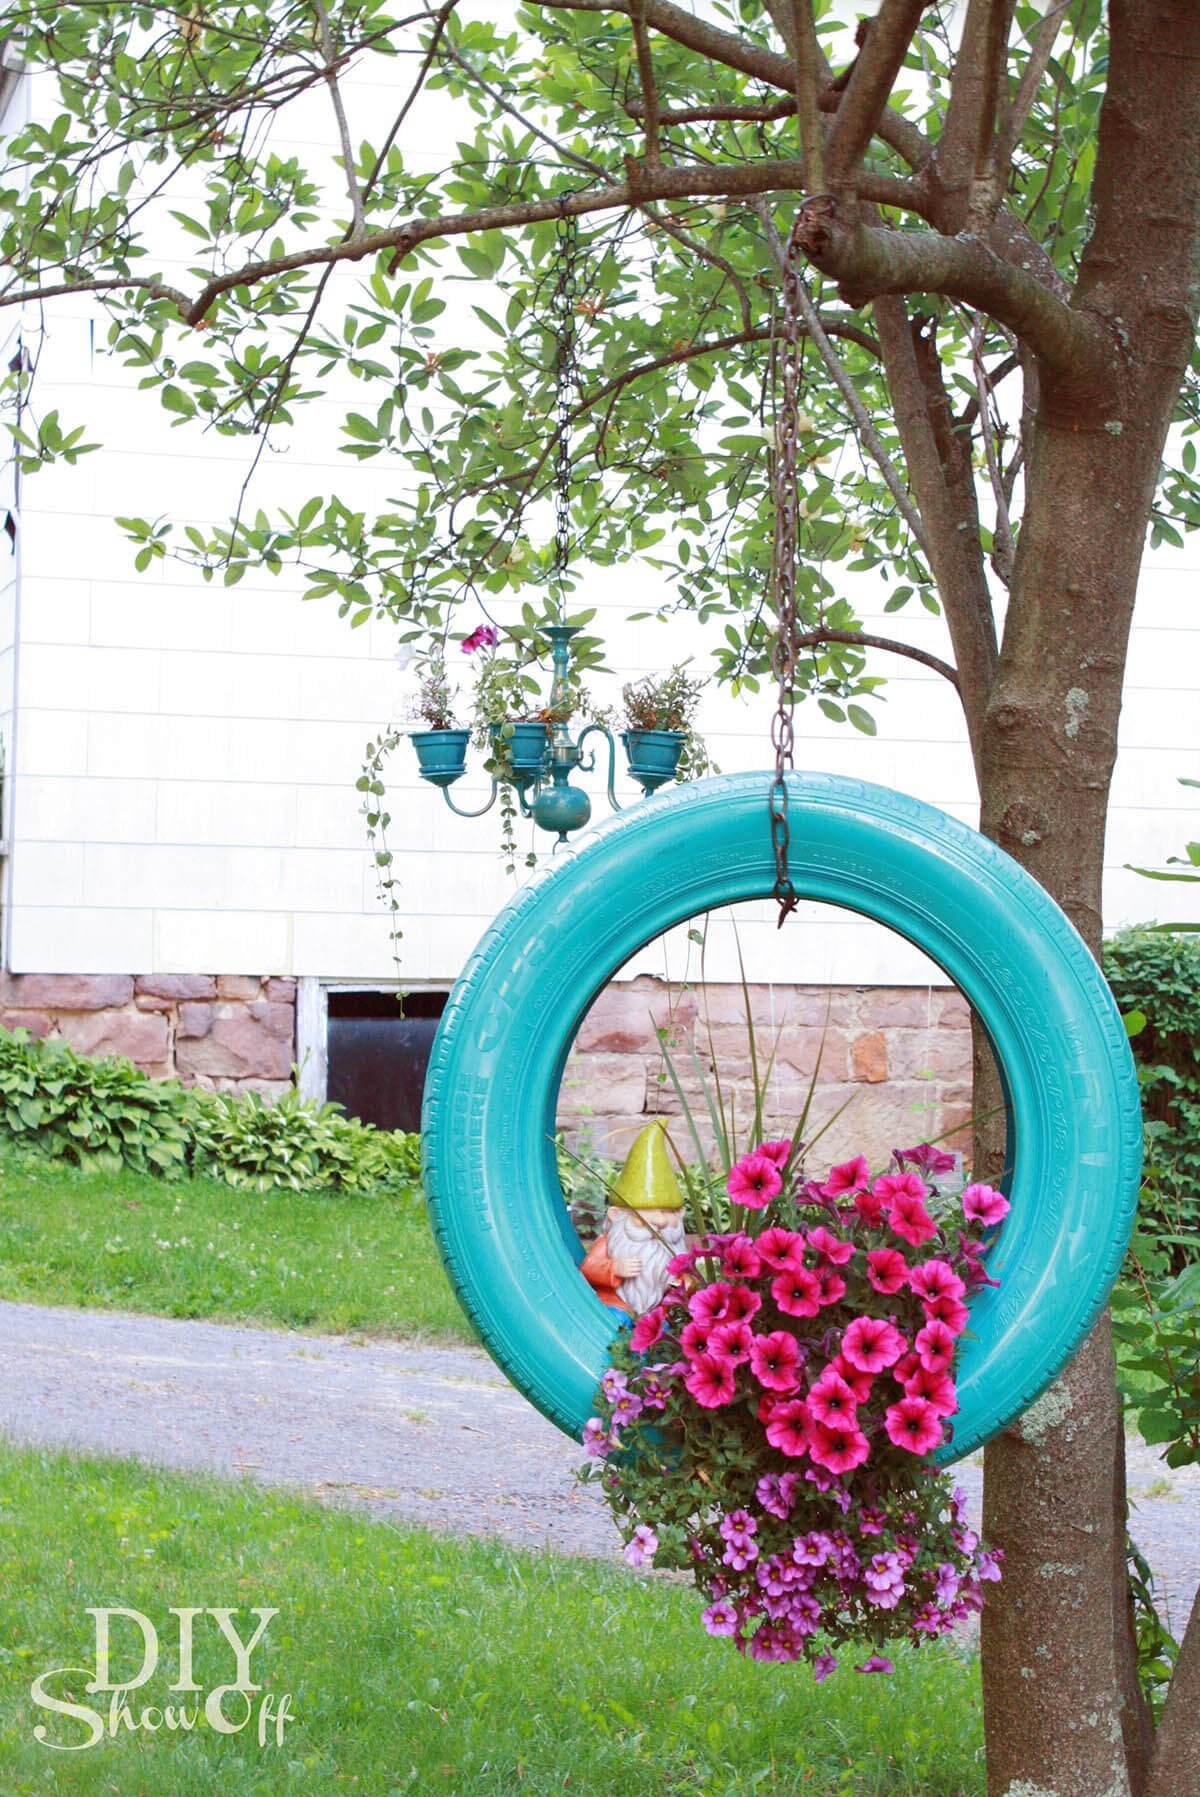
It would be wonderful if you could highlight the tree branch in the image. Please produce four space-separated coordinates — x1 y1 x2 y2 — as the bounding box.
794 626 959 688
934 0 1015 229
970 317 1015 586
995 0 1070 182
823 0 930 194
757 203 929 560
787 0 825 187
793 196 1112 391
313 0 366 240
629 0 662 169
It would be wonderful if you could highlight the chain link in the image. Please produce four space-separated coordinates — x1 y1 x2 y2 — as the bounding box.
769 217 805 928
551 202 580 609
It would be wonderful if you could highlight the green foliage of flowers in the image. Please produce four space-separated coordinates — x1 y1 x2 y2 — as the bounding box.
0 1442 985 1794
0 1026 420 1195
1104 927 1200 1246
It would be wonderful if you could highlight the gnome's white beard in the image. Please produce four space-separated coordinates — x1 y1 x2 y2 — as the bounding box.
606 1209 687 1316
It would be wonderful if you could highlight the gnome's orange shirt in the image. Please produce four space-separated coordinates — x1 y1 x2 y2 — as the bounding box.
580 1237 633 1315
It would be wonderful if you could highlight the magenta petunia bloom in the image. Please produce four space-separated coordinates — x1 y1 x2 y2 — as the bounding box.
760 1137 795 1168
688 1281 737 1327
680 1320 714 1360
750 1330 803 1392
914 1317 958 1374
894 1142 957 1177
873 1170 928 1205
814 1266 847 1309
821 1155 871 1198
854 1656 894 1675
923 1291 970 1336
809 1421 871 1476
831 1352 875 1403
841 1315 907 1374
765 1397 812 1458
807 1369 859 1428
808 1225 855 1266
866 1247 909 1295
887 1189 938 1247
727 1152 784 1210
885 1395 944 1455
722 1284 762 1325
908 1259 967 1304
962 1182 1011 1227
629 1305 667 1354
709 1319 755 1365
684 1352 738 1409
813 1650 838 1682
757 1226 807 1272
772 1266 823 1318
461 623 500 654
903 1363 959 1417
852 1185 887 1226
722 1236 762 1280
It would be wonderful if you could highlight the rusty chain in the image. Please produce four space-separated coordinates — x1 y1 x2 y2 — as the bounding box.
769 216 805 927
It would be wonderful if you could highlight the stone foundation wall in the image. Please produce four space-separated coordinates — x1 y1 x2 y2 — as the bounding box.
0 973 297 1096
558 976 974 1172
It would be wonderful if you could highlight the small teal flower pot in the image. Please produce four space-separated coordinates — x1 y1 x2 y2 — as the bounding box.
412 728 470 788
490 720 550 790
622 728 686 795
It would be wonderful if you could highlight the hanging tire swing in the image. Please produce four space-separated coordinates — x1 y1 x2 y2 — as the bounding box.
422 770 1143 1464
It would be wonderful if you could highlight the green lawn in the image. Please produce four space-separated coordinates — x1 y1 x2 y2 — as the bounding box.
0 1443 985 1794
0 1149 472 1344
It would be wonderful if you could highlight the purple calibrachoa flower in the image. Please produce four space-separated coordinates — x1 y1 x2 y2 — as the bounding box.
624 1524 658 1568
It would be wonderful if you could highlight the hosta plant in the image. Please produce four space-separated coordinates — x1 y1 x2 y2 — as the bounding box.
582 1141 1006 1680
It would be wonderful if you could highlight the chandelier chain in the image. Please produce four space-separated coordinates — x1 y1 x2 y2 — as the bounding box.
769 216 805 928
551 203 580 613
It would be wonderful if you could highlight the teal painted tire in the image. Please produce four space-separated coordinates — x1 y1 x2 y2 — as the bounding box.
422 771 1142 1463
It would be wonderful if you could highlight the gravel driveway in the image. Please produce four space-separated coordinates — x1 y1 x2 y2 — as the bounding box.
1 1300 1196 1633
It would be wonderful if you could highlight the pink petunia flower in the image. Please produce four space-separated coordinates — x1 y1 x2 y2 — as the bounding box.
885 1395 944 1455
962 1182 1011 1228
727 1152 783 1210
680 1320 714 1360
894 1142 957 1177
841 1315 907 1374
914 1317 957 1374
807 1369 859 1428
624 1523 658 1567
772 1266 823 1318
629 1305 667 1354
831 1353 875 1403
903 1363 959 1416
853 1185 887 1226
765 1398 812 1458
702 1599 739 1637
924 1291 970 1336
813 1650 838 1682
814 1266 847 1309
750 1330 803 1392
821 1156 871 1198
854 1656 894 1675
809 1421 871 1476
808 1225 855 1266
461 623 500 654
721 1236 762 1280
684 1352 737 1409
866 1247 909 1295
709 1319 755 1365
757 1226 807 1272
759 1138 795 1168
909 1259 967 1304
887 1189 938 1247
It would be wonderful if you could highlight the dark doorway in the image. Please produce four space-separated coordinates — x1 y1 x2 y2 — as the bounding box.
326 989 448 1132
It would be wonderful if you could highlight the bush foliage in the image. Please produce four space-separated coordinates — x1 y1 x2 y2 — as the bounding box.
0 1026 421 1194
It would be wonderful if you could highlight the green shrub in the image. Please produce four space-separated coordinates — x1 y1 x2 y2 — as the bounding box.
0 1025 422 1195
1104 928 1200 1250
0 1028 191 1174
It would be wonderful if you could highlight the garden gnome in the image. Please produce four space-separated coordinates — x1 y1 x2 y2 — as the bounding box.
580 1119 687 1317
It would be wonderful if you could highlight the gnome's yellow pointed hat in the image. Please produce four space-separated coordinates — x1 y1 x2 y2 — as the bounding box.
611 1119 684 1211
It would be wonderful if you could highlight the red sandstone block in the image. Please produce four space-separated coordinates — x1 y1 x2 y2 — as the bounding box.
57 1010 170 1066
931 988 972 1029
888 1031 972 1081
216 975 262 1000
851 1031 889 1084
249 1000 295 1042
0 1010 52 1038
792 989 861 1027
134 974 217 1001
177 1003 214 1040
176 1013 291 1081
265 978 297 1003
860 989 937 1030
777 1027 850 1082
1 973 134 1011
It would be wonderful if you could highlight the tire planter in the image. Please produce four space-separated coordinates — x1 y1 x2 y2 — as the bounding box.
422 771 1143 1464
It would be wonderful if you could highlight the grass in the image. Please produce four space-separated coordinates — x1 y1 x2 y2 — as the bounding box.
0 1149 472 1344
0 1443 985 1794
